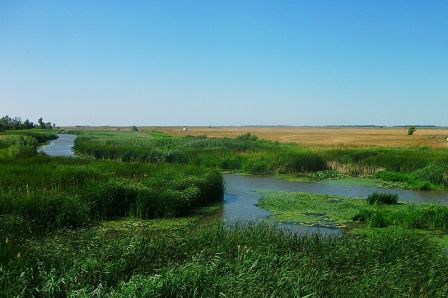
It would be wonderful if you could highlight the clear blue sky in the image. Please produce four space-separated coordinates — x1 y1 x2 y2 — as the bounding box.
1 0 447 126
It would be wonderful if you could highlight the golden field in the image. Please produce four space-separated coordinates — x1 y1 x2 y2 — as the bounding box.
159 127 448 148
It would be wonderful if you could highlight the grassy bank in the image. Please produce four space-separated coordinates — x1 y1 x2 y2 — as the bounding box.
72 129 448 190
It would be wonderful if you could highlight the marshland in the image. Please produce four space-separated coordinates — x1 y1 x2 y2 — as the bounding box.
2 1 448 296
1 122 448 297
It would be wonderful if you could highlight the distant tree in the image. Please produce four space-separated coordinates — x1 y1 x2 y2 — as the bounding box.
38 117 45 129
131 126 139 132
23 119 34 129
0 115 53 131
408 126 417 136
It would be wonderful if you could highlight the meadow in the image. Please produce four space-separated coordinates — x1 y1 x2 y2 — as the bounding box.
2 128 448 296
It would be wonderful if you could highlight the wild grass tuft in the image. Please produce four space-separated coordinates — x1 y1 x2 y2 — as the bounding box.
367 192 399 205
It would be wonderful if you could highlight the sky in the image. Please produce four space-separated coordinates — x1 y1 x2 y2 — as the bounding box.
1 0 447 126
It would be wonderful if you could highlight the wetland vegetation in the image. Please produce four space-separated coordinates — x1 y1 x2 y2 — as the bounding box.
1 127 448 297
74 129 448 190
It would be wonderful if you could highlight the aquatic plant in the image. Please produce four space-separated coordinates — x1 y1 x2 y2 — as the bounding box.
367 192 399 205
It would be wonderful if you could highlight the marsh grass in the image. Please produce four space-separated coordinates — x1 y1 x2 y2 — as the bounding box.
0 156 223 237
72 130 448 189
366 192 399 205
1 222 447 297
354 205 448 230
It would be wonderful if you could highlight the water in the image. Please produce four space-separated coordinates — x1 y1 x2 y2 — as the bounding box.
40 134 448 235
222 174 448 235
39 134 76 157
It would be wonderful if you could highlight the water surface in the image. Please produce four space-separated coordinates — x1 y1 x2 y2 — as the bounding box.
39 134 76 157
41 134 448 235
222 174 448 234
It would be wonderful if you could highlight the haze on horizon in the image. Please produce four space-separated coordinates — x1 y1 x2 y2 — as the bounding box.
1 1 447 127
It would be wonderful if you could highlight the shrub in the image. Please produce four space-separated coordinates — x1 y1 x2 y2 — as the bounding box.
408 126 416 135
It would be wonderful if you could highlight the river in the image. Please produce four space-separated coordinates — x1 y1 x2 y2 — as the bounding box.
41 134 448 234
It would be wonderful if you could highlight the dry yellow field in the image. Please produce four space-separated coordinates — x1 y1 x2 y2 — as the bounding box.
159 127 448 148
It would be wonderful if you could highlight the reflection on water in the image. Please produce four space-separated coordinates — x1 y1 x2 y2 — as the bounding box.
39 134 76 157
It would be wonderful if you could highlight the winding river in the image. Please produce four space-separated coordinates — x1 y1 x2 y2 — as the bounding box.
41 134 448 234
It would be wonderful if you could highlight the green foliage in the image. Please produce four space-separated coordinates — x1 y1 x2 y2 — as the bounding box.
72 130 448 188
260 190 448 232
408 125 416 135
73 130 328 175
367 192 399 205
1 223 447 297
354 205 448 230
0 157 223 235
0 130 57 159
0 115 55 131
235 132 258 141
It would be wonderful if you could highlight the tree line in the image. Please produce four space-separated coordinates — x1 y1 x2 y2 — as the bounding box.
0 115 56 131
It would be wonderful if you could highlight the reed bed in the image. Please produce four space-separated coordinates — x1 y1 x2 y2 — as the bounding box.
72 130 448 189
1 222 447 297
0 157 223 235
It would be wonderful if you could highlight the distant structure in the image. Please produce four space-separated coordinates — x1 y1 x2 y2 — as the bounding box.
183 127 188 132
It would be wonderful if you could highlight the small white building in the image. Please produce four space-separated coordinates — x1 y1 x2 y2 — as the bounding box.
183 127 188 132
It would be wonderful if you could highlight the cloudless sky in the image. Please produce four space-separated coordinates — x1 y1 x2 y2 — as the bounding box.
1 0 447 126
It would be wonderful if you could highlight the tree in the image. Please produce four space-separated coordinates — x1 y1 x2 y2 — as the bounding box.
407 126 416 136
38 117 45 129
131 126 139 132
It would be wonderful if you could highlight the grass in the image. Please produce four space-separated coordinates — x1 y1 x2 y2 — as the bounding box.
0 129 57 159
354 205 448 230
366 192 399 205
71 129 448 189
2 128 448 296
1 222 448 297
0 156 223 260
158 126 448 148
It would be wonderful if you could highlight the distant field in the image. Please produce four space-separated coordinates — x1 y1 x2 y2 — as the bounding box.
158 127 448 148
